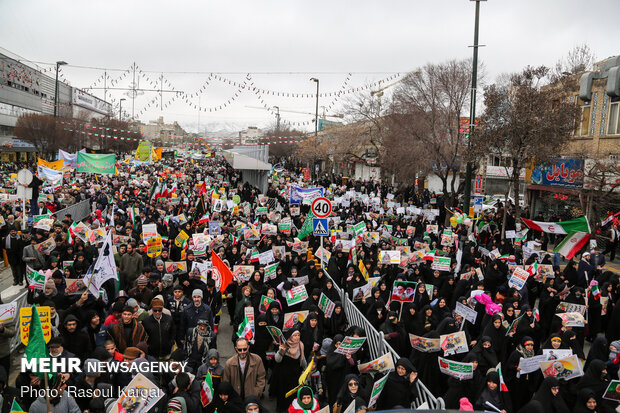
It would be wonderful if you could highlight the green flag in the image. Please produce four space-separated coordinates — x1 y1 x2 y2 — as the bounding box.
25 305 51 379
10 399 26 413
298 210 317 240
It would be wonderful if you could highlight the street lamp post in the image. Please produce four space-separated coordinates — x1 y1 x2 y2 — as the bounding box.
54 61 68 117
272 106 281 135
463 0 484 214
310 78 319 137
119 98 126 120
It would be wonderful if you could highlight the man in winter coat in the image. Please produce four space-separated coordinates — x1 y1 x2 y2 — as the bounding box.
142 298 175 360
181 289 214 342
222 337 266 399
108 306 148 352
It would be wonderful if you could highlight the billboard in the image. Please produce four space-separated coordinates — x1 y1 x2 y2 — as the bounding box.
528 158 584 188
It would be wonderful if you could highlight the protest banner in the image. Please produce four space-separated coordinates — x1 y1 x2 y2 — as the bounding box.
440 331 468 356
538 264 555 279
603 380 620 401
272 246 286 260
556 302 587 315
368 374 389 408
87 228 107 245
233 265 254 282
390 280 416 302
352 282 372 302
259 295 275 314
109 373 164 413
379 250 400 264
438 357 474 380
19 306 51 345
508 266 530 290
556 312 585 327
358 353 395 374
77 152 116 175
542 349 573 360
283 310 309 331
432 256 451 271
287 275 309 286
455 302 478 324
0 301 18 324
285 285 308 306
142 223 158 241
505 315 524 336
35 237 56 254
426 225 438 233
318 293 336 318
165 261 188 274
258 250 275 265
64 279 88 295
266 325 286 345
264 262 279 281
34 218 54 231
539 355 584 380
517 355 548 374
334 336 367 356
409 334 441 352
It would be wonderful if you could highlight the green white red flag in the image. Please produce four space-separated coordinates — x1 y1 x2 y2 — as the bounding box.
200 371 214 406
521 216 589 235
554 231 590 259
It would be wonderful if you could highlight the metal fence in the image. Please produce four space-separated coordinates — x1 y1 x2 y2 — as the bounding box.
9 291 29 353
323 270 445 410
54 199 92 222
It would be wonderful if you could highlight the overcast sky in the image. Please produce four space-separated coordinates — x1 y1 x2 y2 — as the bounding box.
1 0 619 134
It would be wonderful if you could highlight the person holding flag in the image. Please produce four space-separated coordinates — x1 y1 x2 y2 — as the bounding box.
473 370 512 413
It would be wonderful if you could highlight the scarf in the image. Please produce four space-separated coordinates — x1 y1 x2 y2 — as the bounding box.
286 336 304 359
516 344 535 358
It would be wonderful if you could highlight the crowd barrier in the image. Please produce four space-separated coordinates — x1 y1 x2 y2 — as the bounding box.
54 199 92 223
9 291 29 353
323 269 445 410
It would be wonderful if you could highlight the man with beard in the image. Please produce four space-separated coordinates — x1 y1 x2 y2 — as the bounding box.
142 298 175 360
222 337 266 399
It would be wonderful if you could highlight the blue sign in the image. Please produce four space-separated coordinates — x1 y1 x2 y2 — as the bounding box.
208 220 221 235
473 197 483 213
312 218 328 236
530 158 584 188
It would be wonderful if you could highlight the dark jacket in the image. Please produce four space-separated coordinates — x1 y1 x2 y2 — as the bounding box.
142 313 175 358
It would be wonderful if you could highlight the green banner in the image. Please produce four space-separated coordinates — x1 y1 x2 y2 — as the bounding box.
76 153 116 175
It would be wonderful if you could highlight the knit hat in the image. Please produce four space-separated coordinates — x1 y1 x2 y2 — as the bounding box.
126 298 139 308
83 358 100 377
167 398 183 413
156 259 165 267
151 298 164 309
123 347 141 360
136 341 148 355
192 289 203 298
45 279 56 290
137 274 148 286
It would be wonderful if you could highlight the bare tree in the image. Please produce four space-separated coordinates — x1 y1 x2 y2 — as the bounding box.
472 66 581 220
551 44 596 81
14 113 63 155
387 59 474 208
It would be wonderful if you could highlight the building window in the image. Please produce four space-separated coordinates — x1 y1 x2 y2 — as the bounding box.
575 97 591 137
608 98 620 135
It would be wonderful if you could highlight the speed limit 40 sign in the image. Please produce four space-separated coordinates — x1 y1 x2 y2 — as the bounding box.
311 197 332 218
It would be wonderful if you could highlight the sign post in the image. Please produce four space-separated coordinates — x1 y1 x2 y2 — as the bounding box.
311 196 332 270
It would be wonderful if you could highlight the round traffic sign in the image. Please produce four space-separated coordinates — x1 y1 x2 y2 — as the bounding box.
17 169 33 186
311 197 332 218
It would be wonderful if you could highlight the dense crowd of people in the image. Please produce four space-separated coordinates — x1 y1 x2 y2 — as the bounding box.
0 153 618 413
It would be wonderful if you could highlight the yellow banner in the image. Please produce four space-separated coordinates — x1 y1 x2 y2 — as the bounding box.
175 230 189 248
20 306 52 345
135 141 153 162
152 147 163 162
37 158 64 170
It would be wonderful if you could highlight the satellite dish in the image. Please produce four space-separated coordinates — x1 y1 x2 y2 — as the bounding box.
17 169 33 186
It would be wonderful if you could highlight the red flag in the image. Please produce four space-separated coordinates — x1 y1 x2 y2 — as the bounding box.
212 250 233 292
199 181 207 195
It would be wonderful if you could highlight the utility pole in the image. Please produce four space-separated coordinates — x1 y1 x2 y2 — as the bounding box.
273 106 281 135
54 61 67 117
463 0 484 214
310 78 319 136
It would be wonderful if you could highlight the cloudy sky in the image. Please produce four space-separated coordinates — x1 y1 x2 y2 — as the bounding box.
1 0 618 134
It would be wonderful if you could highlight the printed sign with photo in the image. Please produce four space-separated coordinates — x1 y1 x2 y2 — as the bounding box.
409 334 441 353
440 331 468 356
64 279 88 295
358 353 395 374
391 280 416 302
165 261 188 274
539 355 584 380
283 310 309 331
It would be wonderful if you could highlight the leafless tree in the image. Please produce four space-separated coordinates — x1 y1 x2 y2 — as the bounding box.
472 66 580 220
551 44 596 81
14 113 63 155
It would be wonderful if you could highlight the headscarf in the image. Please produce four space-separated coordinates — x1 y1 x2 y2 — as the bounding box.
516 336 535 358
285 327 303 359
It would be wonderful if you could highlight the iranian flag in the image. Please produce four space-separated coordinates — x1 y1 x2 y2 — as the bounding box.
521 216 589 235
601 212 614 227
590 283 601 300
533 307 540 322
554 231 590 259
198 213 210 225
200 371 214 406
422 250 436 261
236 315 253 340
527 261 539 276
497 365 508 392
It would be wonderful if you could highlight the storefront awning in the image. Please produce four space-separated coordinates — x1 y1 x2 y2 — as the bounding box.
526 184 581 195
